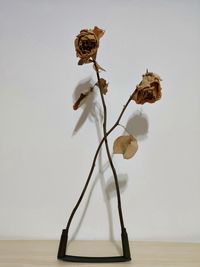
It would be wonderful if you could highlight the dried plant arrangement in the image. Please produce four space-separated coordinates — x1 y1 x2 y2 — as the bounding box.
57 26 162 263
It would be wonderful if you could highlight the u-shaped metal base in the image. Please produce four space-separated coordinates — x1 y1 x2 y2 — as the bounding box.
57 227 131 263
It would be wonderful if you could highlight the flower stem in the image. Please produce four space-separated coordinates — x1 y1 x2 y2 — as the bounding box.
65 67 132 233
93 60 125 229
118 124 132 136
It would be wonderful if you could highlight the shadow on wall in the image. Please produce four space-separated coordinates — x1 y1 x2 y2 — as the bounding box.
67 81 149 251
125 111 149 141
72 77 103 135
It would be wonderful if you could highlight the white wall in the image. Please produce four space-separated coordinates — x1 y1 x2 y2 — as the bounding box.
0 0 200 242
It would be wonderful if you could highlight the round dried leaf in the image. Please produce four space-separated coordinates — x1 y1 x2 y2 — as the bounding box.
113 135 138 160
113 135 133 154
123 140 138 159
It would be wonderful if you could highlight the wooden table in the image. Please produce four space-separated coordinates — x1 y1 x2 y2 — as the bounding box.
0 240 200 267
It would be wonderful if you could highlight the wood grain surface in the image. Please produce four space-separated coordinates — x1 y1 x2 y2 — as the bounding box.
0 240 200 267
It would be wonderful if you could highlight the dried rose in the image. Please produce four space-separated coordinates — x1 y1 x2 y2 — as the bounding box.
75 26 104 65
132 70 162 104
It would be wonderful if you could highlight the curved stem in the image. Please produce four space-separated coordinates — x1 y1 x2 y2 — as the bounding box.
65 73 132 233
93 60 126 229
65 97 132 232
118 124 132 136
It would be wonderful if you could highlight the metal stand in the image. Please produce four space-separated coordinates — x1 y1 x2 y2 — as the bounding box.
57 71 132 262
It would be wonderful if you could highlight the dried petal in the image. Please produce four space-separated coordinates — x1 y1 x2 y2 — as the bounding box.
113 135 138 159
93 26 105 39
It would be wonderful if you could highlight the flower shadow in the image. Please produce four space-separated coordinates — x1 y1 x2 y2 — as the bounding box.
105 174 128 198
69 100 127 253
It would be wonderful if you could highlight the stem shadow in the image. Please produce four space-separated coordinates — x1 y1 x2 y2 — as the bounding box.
69 100 125 253
72 77 96 135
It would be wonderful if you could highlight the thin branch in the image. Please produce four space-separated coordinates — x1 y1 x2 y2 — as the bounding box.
93 60 125 229
65 76 132 233
118 124 132 136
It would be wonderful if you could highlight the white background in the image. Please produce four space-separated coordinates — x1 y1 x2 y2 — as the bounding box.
0 0 200 242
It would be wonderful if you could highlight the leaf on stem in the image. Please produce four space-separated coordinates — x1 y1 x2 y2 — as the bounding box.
78 58 93 65
113 135 138 159
93 62 106 72
95 78 108 95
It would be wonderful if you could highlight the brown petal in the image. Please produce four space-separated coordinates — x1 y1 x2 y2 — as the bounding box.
113 135 138 159
93 26 105 39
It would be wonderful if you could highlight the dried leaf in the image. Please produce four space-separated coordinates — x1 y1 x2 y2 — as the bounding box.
73 87 93 110
78 58 93 65
93 26 105 39
95 78 108 95
113 135 132 154
113 135 138 159
123 140 138 159
93 62 106 72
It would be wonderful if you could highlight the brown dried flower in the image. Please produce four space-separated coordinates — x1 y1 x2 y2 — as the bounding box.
75 26 104 65
132 70 162 104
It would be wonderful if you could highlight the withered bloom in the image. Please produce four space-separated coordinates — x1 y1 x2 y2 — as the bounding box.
75 26 104 65
132 70 162 104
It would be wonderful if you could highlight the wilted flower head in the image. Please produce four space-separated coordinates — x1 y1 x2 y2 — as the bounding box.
75 26 104 65
132 70 162 104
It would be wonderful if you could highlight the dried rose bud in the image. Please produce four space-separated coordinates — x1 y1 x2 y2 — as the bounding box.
74 26 104 65
132 70 162 104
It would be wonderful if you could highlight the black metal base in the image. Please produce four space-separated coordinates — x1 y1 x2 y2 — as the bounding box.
57 227 131 263
59 255 130 263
